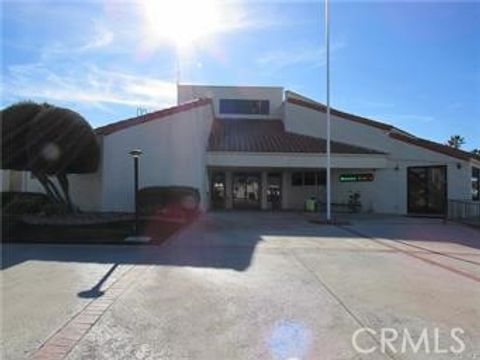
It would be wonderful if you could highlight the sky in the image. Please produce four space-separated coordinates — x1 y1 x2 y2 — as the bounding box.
1 0 479 149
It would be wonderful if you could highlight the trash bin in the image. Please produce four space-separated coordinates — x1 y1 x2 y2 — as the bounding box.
305 197 316 212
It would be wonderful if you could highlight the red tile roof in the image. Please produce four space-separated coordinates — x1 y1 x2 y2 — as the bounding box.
93 91 479 163
95 98 212 135
208 118 384 154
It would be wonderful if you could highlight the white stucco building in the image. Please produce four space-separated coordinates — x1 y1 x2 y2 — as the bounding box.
4 84 480 215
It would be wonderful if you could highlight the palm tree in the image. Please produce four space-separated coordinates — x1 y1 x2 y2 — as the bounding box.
446 135 465 149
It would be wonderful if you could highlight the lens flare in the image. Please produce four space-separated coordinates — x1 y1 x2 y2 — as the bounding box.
143 0 222 48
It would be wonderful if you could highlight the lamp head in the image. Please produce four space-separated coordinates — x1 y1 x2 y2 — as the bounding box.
129 149 143 158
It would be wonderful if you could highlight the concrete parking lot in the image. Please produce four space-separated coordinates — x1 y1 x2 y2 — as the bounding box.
2 212 480 359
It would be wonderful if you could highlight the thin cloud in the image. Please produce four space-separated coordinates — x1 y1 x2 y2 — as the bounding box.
256 42 346 72
1 0 301 117
41 21 114 60
2 63 176 110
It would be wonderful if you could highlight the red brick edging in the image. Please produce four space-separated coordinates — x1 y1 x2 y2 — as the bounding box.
31 266 148 359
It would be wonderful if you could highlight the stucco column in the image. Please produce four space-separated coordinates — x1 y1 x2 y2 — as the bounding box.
1 170 7 192
281 171 289 210
261 171 268 210
8 170 23 192
225 171 233 209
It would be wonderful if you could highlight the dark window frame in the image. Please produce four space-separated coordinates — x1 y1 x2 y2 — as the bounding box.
304 172 316 186
316 171 326 185
219 99 270 115
291 172 303 186
291 171 326 187
407 165 447 214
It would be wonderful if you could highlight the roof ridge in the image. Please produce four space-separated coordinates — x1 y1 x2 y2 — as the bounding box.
96 98 212 136
285 91 478 162
214 117 383 153
283 128 385 154
209 116 384 155
215 117 283 122
390 132 480 161
180 83 284 90
286 95 394 131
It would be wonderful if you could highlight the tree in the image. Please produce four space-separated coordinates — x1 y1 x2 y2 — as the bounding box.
1 101 45 169
446 135 465 149
472 148 480 156
1 102 100 212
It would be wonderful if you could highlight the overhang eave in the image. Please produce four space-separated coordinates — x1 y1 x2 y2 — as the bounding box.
206 151 388 169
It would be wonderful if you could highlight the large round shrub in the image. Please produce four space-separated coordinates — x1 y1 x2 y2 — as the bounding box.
138 186 200 218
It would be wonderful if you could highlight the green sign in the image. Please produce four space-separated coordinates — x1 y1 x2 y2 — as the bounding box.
339 173 374 182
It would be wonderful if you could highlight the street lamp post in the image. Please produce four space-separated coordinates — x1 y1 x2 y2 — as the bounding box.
129 149 143 236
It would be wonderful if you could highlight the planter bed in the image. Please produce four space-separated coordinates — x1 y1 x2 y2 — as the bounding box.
2 215 185 245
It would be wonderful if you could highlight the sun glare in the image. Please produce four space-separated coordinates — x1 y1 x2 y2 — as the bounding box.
143 0 222 48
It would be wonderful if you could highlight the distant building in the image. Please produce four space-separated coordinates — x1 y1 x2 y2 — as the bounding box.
4 84 480 215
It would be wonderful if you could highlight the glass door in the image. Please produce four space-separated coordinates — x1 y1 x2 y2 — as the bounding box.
211 172 226 209
407 166 447 215
232 172 261 209
267 172 282 210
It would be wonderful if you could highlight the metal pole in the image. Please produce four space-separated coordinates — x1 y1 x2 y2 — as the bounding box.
175 50 180 85
325 0 332 221
134 156 139 236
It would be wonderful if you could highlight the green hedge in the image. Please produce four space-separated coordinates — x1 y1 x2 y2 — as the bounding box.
2 192 52 215
1 191 70 216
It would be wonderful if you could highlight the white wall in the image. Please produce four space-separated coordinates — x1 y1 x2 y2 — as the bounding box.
178 84 284 119
1 170 26 192
100 103 213 212
332 168 388 213
331 163 470 214
281 169 381 212
68 173 103 211
284 99 391 153
207 152 387 169
281 163 469 214
282 94 473 213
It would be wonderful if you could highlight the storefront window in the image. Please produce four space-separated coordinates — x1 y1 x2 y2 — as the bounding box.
316 171 326 185
291 171 326 186
304 172 316 185
291 172 303 186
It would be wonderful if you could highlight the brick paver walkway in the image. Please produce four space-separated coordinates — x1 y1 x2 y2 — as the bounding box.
31 265 147 360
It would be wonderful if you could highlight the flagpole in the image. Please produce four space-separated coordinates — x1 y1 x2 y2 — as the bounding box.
175 50 180 85
325 0 332 221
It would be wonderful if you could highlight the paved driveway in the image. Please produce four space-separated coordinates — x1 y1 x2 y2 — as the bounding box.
2 212 480 359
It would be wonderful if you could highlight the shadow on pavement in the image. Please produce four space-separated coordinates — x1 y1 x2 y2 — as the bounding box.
2 212 479 273
77 263 119 298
